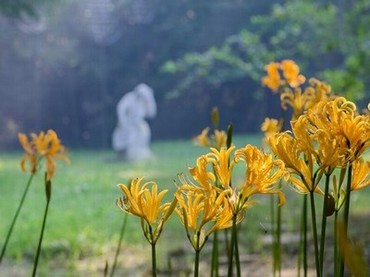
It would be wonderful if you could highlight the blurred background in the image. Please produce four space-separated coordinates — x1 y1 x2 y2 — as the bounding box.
1 0 369 149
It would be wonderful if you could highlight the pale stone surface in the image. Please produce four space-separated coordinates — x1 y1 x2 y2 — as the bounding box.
112 83 156 161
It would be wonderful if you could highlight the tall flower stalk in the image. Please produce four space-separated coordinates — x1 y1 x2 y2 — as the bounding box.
193 107 229 276
32 174 52 277
261 59 318 276
109 212 128 277
1 130 68 268
267 95 370 276
176 142 287 276
0 174 34 264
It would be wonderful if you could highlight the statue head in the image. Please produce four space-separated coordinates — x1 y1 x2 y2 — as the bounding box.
134 83 157 118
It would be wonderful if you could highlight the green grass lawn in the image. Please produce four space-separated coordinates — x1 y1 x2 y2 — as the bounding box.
0 134 369 276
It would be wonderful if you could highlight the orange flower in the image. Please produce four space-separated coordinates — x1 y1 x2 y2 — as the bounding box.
19 133 38 174
235 144 287 206
194 127 210 147
261 62 281 92
351 158 370 191
194 127 227 150
18 130 68 180
261 117 282 139
189 155 216 191
268 132 322 194
206 146 235 189
175 186 233 250
117 177 176 243
281 59 306 88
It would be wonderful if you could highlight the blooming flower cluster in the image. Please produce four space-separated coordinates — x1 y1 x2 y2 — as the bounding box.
261 60 306 92
270 96 369 193
175 144 287 250
261 60 370 276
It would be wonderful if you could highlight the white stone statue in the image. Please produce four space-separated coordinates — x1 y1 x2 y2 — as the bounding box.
112 83 157 161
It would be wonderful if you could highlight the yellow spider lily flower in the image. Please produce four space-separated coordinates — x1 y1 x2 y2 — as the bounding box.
175 187 233 250
305 98 369 163
194 127 227 150
175 188 204 232
117 177 172 225
351 158 370 191
117 177 176 244
189 155 216 191
292 116 346 172
303 78 331 111
268 132 321 194
280 88 312 120
261 62 281 92
19 133 38 174
206 146 235 189
235 145 287 206
281 59 306 88
261 117 283 140
33 130 69 180
213 129 227 150
194 127 210 147
18 130 68 180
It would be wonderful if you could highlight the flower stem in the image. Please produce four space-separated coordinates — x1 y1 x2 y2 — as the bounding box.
227 214 239 277
340 164 352 277
110 213 128 277
297 194 308 277
276 199 282 277
32 198 50 277
0 173 34 264
270 194 276 276
210 231 219 277
234 223 241 277
334 210 339 277
309 191 321 277
319 174 330 275
271 194 282 277
194 249 200 277
151 242 157 277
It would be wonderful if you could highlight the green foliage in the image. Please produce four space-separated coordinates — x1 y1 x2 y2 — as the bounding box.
163 0 370 103
162 30 273 98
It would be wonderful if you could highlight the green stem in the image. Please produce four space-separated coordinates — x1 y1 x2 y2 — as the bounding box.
234 223 241 277
151 242 157 277
224 228 230 266
319 174 330 275
0 173 34 264
227 214 238 277
298 194 308 277
110 213 128 277
194 230 202 277
309 191 321 277
194 249 200 277
32 198 50 277
276 201 282 277
334 210 339 277
210 231 219 277
270 194 276 276
340 164 353 277
297 194 308 277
